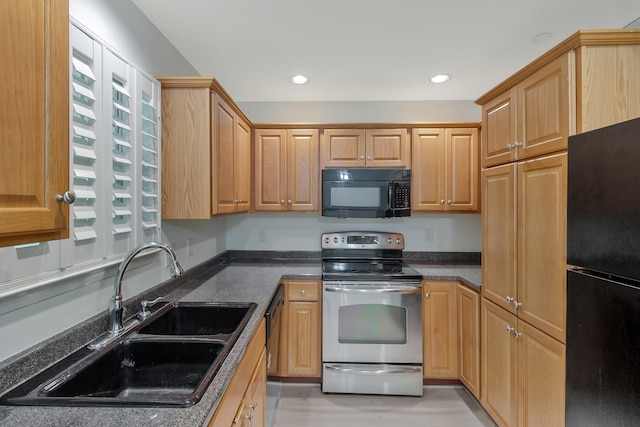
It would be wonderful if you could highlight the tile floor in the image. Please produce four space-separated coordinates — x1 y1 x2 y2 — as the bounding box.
269 383 496 427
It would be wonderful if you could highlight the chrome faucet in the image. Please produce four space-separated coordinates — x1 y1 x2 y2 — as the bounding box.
108 242 184 335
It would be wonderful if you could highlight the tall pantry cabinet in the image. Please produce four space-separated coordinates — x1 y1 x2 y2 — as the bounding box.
477 30 640 427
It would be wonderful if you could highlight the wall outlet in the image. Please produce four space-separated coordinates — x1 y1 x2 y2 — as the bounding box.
258 228 267 242
425 229 435 243
187 238 193 257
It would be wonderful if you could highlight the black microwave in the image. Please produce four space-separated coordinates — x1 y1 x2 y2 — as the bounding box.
322 169 411 218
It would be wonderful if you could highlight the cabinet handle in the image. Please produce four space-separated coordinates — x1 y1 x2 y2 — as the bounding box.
506 326 514 333
280 200 285 204
56 191 76 205
447 200 452 204
301 289 305 296
249 402 257 410
506 296 513 303
514 141 523 147
367 156 371 160
513 300 522 309
513 329 522 339
288 200 292 204
507 143 513 149
440 200 445 205
360 155 365 160
425 292 430 298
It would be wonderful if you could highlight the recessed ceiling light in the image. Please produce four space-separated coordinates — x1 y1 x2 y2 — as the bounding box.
429 74 450 84
290 74 309 85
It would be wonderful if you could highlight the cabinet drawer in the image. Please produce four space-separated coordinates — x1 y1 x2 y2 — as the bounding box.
286 280 319 301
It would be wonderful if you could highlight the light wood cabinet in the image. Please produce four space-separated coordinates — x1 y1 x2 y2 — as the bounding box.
321 128 410 168
457 284 480 399
482 153 566 343
0 0 70 247
422 281 458 379
411 127 479 212
208 319 266 427
254 129 319 211
159 77 252 219
481 54 571 169
481 299 565 427
214 94 252 214
279 279 321 378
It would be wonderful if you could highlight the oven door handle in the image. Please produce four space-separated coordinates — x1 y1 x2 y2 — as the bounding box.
325 364 422 375
324 285 421 294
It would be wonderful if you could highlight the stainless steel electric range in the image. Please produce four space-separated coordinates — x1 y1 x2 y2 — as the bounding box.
321 231 423 396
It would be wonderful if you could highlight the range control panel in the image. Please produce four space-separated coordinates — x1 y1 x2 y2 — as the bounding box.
321 232 405 250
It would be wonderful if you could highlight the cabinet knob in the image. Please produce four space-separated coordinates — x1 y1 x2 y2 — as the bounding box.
360 155 365 160
507 143 514 150
288 200 292 204
301 290 305 296
447 200 452 204
515 141 523 147
506 326 515 333
513 300 522 309
440 200 445 205
280 200 285 204
506 296 513 303
56 191 76 205
367 156 371 160
425 292 430 298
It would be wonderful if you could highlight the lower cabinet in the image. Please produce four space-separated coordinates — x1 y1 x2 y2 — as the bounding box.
280 279 322 378
423 281 458 378
481 298 565 427
208 319 267 427
457 284 480 399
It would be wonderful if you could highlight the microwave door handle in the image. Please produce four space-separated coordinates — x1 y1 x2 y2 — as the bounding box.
388 182 393 210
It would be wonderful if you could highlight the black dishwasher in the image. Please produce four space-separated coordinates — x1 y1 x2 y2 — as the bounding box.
264 284 284 377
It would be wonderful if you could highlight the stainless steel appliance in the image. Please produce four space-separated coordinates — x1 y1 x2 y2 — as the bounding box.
566 117 640 426
321 231 423 396
322 169 411 218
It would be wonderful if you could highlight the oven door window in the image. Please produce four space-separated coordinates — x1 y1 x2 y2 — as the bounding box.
338 304 407 344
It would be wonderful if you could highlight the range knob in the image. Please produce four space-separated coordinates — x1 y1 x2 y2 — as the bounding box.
324 236 330 244
387 237 392 243
396 238 401 244
333 237 339 243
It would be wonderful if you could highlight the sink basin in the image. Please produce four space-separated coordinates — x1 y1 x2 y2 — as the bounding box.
43 339 224 406
138 302 256 337
0 302 257 407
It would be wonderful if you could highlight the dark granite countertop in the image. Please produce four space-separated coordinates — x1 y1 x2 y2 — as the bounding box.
0 258 480 426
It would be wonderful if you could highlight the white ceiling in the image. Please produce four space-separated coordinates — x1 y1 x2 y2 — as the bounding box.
132 0 640 103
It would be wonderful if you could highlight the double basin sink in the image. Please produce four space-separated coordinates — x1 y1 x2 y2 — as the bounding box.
0 302 256 407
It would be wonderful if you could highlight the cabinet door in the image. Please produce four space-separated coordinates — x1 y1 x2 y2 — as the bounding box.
517 153 567 343
446 128 479 211
320 129 365 168
213 94 237 214
0 0 70 247
516 53 572 161
481 299 518 427
254 130 286 211
287 301 320 377
246 348 267 427
457 284 480 399
482 88 517 168
517 320 565 427
287 129 319 211
235 117 252 212
411 128 445 211
423 281 458 378
366 129 410 168
482 163 517 314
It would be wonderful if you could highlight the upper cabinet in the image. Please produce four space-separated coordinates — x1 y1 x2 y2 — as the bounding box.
159 77 252 219
254 129 319 212
481 54 571 168
477 30 640 168
321 128 410 168
411 127 479 212
0 0 70 247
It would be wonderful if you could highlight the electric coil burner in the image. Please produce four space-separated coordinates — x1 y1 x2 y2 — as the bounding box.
321 231 423 396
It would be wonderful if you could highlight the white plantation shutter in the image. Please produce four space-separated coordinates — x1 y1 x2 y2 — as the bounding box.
61 24 106 269
137 74 161 242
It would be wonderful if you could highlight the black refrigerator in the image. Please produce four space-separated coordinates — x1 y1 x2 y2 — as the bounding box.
566 116 640 426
